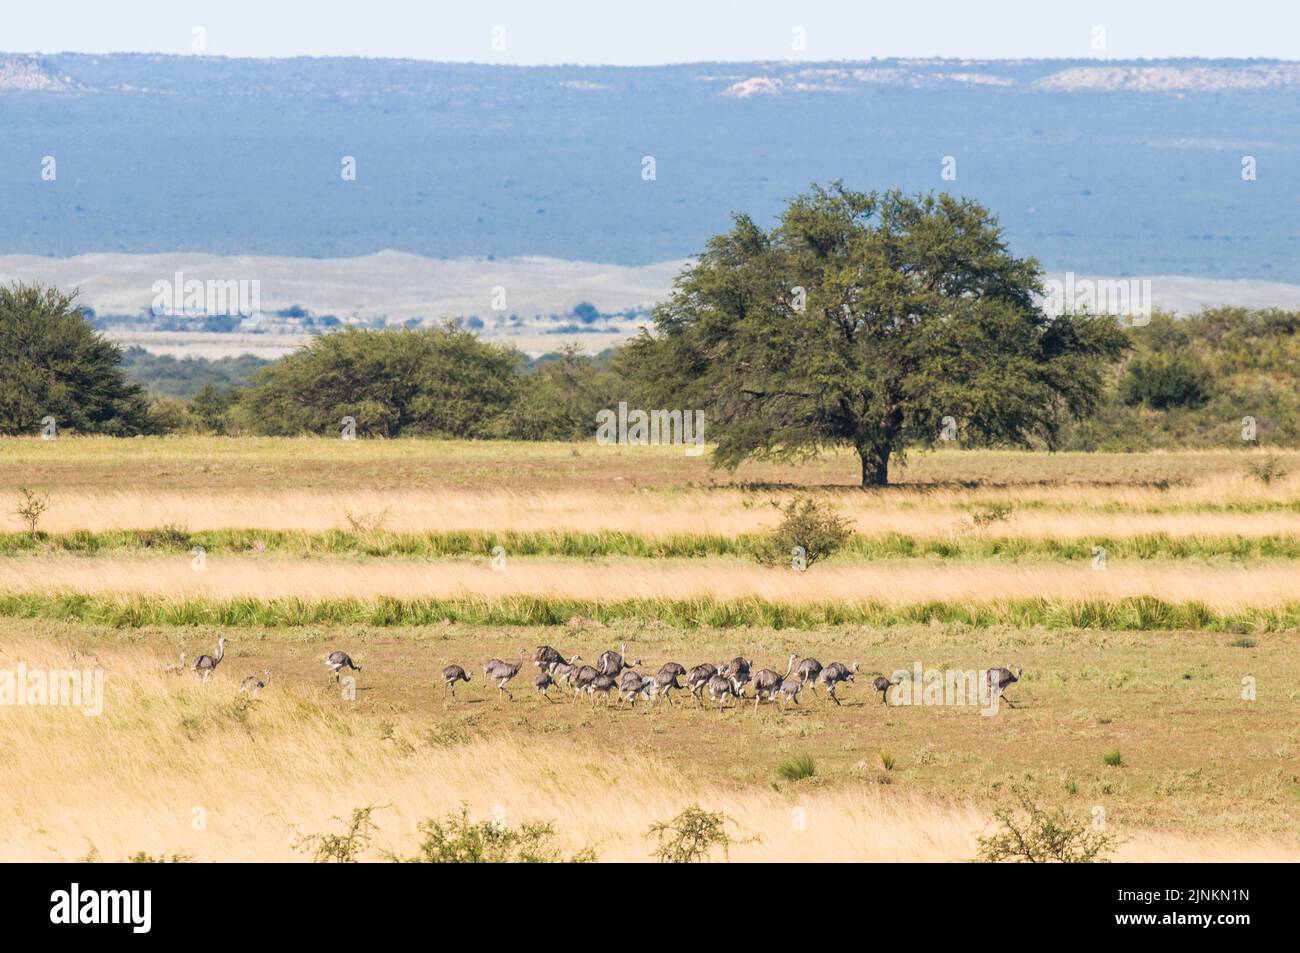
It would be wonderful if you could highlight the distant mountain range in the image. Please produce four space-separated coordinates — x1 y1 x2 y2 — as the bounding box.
1 53 1297 281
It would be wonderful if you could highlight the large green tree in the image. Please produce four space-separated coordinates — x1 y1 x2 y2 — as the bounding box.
240 324 520 437
0 282 155 435
623 184 1129 485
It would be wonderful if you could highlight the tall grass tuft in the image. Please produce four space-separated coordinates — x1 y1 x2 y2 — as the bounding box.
777 754 817 782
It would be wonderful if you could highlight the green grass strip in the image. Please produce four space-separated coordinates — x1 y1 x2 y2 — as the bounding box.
0 592 1294 632
4 529 1299 562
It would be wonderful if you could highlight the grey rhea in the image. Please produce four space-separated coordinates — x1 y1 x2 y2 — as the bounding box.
751 654 798 711
871 674 900 705
549 654 582 688
193 637 226 682
570 663 600 702
818 661 860 705
777 676 803 706
598 642 643 677
483 647 527 700
706 673 738 710
531 645 565 671
240 670 271 694
618 669 653 706
984 665 1022 707
685 663 718 704
325 650 361 682
533 670 556 699
587 672 617 706
652 662 686 704
441 664 471 698
796 657 823 695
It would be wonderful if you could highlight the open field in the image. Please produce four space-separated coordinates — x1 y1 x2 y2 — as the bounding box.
1 553 1298 611
2 439 1297 861
3 621 1297 862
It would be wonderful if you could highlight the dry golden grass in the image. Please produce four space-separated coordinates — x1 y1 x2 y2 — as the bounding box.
4 635 1294 863
8 484 1300 539
2 552 1297 609
3 436 1295 493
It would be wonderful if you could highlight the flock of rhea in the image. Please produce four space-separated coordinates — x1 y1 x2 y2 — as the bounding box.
166 636 1023 710
447 643 1023 711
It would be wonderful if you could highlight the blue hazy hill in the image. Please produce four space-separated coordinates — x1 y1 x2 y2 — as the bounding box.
1 54 1296 280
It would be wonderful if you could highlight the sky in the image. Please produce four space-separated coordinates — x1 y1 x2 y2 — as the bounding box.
6 0 1299 64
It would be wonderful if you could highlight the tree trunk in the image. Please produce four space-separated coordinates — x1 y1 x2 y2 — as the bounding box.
858 444 891 487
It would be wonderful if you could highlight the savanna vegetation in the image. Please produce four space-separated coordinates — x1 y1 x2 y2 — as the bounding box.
3 185 1297 862
2 185 1296 486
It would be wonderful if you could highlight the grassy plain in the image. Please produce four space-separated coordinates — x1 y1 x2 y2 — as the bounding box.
1 438 1297 861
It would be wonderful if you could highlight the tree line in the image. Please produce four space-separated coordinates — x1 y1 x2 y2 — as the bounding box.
3 184 1297 483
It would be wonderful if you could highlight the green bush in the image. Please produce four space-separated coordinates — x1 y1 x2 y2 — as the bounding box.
239 325 520 437
975 788 1118 863
764 497 853 568
646 805 749 863
394 804 594 863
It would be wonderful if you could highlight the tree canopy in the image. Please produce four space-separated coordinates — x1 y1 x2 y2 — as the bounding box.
239 324 520 437
0 282 155 436
622 184 1130 484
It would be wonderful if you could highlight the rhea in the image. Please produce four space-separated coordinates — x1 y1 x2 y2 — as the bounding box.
795 657 823 696
685 663 718 705
550 654 582 688
240 670 272 695
325 650 361 682
192 638 226 682
531 645 565 671
587 673 617 706
569 663 601 702
597 643 642 677
652 662 686 705
985 665 1023 708
871 674 900 706
777 676 803 706
751 654 798 711
819 661 860 705
162 651 187 675
706 673 738 710
722 657 752 691
617 670 653 706
533 670 557 700
441 664 471 698
483 648 527 701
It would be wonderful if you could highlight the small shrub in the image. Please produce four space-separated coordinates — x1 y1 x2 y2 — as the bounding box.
343 508 391 535
395 804 593 863
975 788 1118 863
764 496 852 568
1247 454 1286 486
294 805 384 863
878 749 897 771
127 850 194 863
969 501 1014 529
646 804 752 863
1102 750 1123 767
15 486 49 537
134 524 192 549
777 753 816 782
